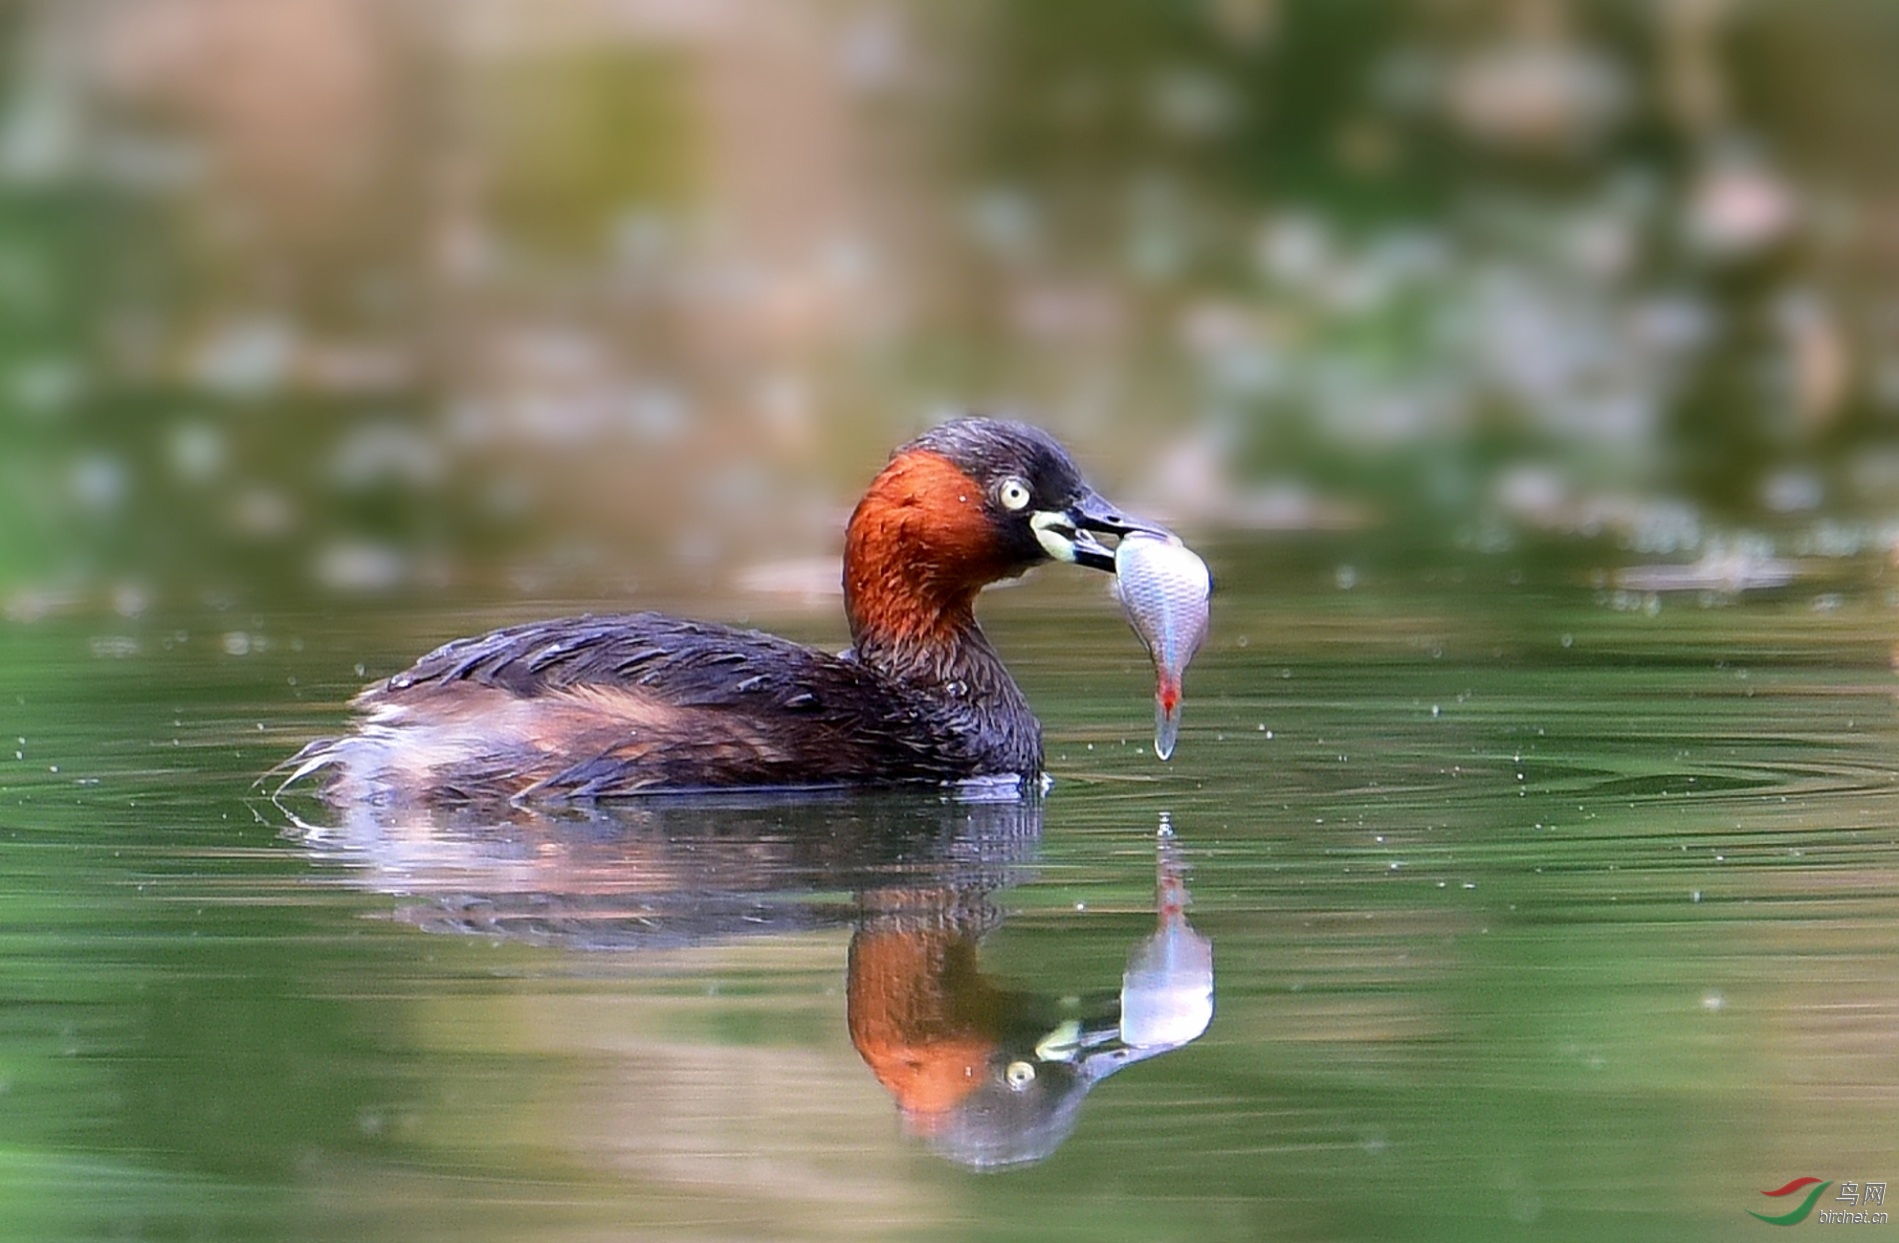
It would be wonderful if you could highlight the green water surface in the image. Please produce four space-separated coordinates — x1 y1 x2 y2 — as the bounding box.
1 537 1896 1241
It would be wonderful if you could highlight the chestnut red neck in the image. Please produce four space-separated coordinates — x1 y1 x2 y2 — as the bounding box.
843 449 1015 665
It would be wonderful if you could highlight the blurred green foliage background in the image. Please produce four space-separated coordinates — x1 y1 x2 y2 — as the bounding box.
3 0 1899 614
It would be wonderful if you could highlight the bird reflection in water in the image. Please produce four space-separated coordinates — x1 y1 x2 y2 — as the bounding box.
850 813 1211 1168
285 793 1213 1170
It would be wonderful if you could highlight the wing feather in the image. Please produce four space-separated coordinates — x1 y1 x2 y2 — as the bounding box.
317 612 988 798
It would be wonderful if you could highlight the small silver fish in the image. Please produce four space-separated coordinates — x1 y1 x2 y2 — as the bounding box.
1114 533 1212 760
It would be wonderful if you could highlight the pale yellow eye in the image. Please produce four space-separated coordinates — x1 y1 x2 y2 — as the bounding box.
998 478 1032 512
1004 1060 1036 1090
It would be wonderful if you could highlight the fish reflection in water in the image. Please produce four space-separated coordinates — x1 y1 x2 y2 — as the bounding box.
283 792 1213 1170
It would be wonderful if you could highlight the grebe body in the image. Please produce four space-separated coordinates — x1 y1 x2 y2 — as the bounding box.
288 418 1166 801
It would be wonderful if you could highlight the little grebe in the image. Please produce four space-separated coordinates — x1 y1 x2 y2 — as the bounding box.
288 418 1170 801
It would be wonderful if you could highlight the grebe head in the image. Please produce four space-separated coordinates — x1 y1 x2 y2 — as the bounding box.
844 417 1167 649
